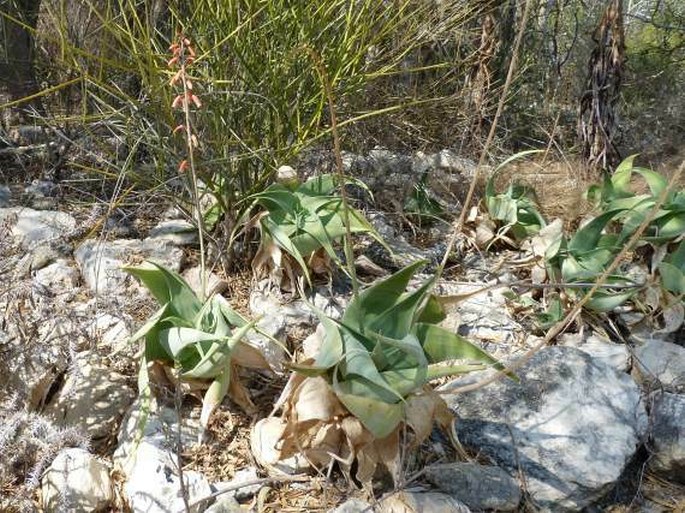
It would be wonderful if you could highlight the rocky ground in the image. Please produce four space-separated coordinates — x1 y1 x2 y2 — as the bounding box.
1 149 684 512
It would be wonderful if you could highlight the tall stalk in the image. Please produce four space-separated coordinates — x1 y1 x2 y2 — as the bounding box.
170 34 207 300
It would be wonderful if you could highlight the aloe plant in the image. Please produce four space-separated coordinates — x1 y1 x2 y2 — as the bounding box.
588 154 685 244
124 261 270 427
484 150 546 244
272 261 508 483
243 173 385 288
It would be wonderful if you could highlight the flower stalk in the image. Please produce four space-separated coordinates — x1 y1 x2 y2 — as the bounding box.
170 33 207 300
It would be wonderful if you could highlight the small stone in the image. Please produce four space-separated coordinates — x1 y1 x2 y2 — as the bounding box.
328 498 375 513
424 462 521 511
41 448 113 513
0 185 10 207
182 265 226 298
633 339 685 392
212 467 261 501
649 391 685 482
244 314 287 373
205 495 242 513
0 207 76 250
148 219 198 245
379 491 470 513
34 259 80 289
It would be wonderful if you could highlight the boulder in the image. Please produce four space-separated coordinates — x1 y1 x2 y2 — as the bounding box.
441 346 647 512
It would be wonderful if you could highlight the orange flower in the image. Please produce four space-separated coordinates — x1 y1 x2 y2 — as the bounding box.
178 160 189 173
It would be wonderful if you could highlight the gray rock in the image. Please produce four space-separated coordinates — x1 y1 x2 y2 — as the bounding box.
437 280 525 358
0 322 69 410
34 259 80 289
634 339 685 392
113 399 210 513
563 333 630 372
367 212 433 268
424 462 521 511
148 219 198 245
25 179 57 198
244 314 287 373
649 392 685 482
249 280 346 332
212 467 261 502
0 207 76 250
41 448 113 513
440 346 647 512
328 498 375 513
114 399 203 473
0 184 10 207
121 443 211 513
205 496 242 513
74 237 184 295
89 313 131 353
378 491 470 513
44 352 136 449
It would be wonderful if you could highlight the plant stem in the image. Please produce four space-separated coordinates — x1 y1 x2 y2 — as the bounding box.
180 40 207 301
304 45 360 304
436 0 534 282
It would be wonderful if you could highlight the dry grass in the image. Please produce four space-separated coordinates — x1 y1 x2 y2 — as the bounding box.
493 156 596 229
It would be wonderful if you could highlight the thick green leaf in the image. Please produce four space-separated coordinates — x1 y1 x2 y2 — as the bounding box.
333 378 404 439
200 365 231 428
569 209 625 253
369 332 427 374
416 294 446 324
342 260 427 332
262 216 311 283
413 323 511 377
337 327 402 404
659 262 685 295
370 276 435 339
123 261 202 320
584 289 637 312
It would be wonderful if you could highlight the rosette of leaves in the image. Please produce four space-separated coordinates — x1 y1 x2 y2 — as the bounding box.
257 261 507 484
243 173 384 289
403 174 445 227
482 150 546 247
587 154 685 244
124 261 271 427
542 208 641 312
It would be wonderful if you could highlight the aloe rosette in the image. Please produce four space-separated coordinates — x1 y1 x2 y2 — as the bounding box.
124 261 270 427
270 261 509 483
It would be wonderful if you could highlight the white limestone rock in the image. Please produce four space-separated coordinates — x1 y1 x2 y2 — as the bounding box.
441 346 647 512
41 448 113 513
